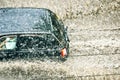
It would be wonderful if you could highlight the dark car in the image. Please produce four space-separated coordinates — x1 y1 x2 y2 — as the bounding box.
0 8 69 61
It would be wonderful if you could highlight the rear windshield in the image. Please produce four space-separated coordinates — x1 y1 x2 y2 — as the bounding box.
0 34 59 50
18 34 59 50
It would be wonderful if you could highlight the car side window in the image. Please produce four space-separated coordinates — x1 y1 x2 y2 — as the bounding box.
0 35 17 50
51 16 64 42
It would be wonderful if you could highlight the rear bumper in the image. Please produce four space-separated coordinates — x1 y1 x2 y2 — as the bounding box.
16 48 62 57
0 47 68 60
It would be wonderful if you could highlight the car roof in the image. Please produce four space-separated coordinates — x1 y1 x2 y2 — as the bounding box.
0 8 54 35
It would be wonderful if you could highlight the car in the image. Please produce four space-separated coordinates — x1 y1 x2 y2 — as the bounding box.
0 8 70 61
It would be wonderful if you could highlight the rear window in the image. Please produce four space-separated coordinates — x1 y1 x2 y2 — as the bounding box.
18 34 59 50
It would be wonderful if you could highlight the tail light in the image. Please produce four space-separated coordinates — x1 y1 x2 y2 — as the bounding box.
60 48 67 58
